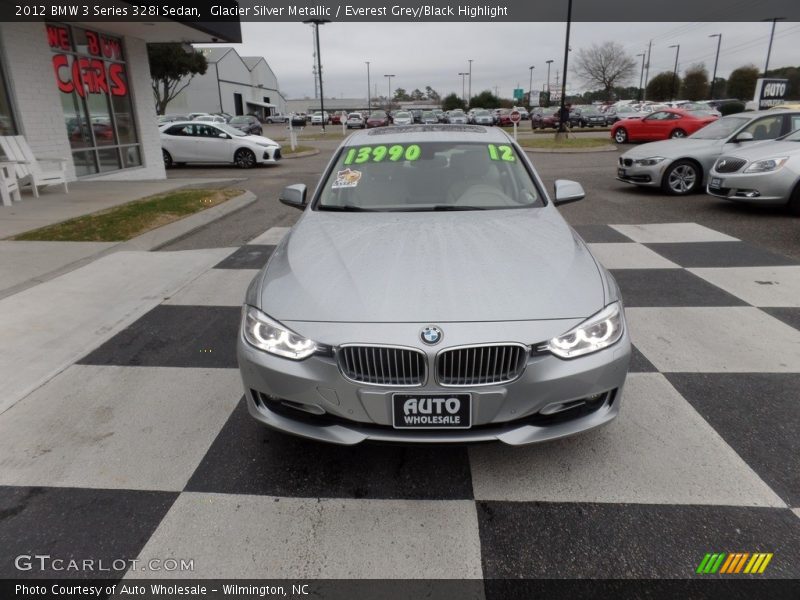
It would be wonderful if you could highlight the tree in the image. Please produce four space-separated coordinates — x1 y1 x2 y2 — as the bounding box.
574 41 637 100
710 77 727 99
681 64 709 101
410 88 425 101
646 71 681 102
425 86 441 102
727 65 760 101
392 88 411 101
441 93 466 111
148 43 208 115
469 90 501 109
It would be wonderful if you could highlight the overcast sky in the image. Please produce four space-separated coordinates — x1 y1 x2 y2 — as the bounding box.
200 21 800 100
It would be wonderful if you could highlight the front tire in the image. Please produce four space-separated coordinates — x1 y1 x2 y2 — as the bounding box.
670 128 687 139
662 160 700 195
234 148 256 169
614 128 628 144
162 149 173 168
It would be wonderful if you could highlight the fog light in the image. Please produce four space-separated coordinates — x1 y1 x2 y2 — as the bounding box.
737 190 761 198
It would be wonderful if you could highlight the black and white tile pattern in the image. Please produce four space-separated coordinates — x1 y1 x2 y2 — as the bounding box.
2 222 799 582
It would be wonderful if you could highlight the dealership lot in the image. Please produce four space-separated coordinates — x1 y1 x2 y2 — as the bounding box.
1 142 799 582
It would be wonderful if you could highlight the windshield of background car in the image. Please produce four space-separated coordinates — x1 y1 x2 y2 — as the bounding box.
475 110 490 116
689 116 751 139
370 112 385 118
316 141 543 212
229 116 250 124
395 112 412 119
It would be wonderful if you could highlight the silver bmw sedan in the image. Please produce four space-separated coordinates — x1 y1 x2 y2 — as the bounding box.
238 125 631 445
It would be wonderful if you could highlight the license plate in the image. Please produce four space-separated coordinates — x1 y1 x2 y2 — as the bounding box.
392 394 471 429
710 177 722 189
618 168 626 177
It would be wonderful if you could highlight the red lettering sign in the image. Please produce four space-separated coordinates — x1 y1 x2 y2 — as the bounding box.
46 24 70 51
51 54 127 98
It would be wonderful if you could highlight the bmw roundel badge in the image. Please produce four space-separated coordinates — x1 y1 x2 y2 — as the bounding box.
420 326 443 345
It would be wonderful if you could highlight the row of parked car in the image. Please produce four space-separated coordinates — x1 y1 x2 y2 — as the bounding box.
158 112 265 135
615 107 800 214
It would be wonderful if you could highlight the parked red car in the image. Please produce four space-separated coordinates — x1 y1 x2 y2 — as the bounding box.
611 109 717 144
330 111 347 125
366 111 390 128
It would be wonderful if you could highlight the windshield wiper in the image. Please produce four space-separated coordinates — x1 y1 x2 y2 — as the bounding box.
318 204 377 212
429 205 487 211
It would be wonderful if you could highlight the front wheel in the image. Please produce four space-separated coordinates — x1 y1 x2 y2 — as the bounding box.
234 148 256 169
614 128 628 144
662 160 700 195
670 128 687 139
162 149 173 168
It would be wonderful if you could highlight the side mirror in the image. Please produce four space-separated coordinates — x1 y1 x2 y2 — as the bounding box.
553 179 585 206
279 184 308 210
218 133 230 139
734 132 754 143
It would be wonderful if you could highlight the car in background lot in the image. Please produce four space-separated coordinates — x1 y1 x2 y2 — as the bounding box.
616 110 800 195
604 104 647 125
496 109 515 127
447 110 468 124
366 111 390 128
573 106 606 128
160 121 281 169
421 111 438 124
228 115 263 136
194 114 227 124
331 111 348 125
311 111 330 125
346 113 366 129
392 111 414 126
532 108 560 130
471 109 494 126
265 113 289 124
238 126 630 445
158 114 189 124
611 109 717 144
511 106 529 120
707 128 800 214
432 109 446 123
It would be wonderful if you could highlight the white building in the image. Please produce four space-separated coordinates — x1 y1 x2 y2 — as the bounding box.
168 47 287 119
0 20 240 181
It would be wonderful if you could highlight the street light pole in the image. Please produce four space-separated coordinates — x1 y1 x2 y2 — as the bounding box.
763 17 785 76
384 74 395 110
668 44 680 102
546 59 554 94
708 34 721 100
528 65 535 107
459 72 468 105
304 18 330 132
365 61 371 113
468 59 473 105
636 53 645 102
557 0 572 135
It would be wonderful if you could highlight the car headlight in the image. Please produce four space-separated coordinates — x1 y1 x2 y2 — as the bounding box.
633 157 666 166
242 306 318 360
547 302 624 359
256 142 278 148
743 157 789 173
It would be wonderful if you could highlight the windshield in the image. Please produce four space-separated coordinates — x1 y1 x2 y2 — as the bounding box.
395 112 412 119
370 112 385 118
689 116 750 139
617 106 637 113
475 110 490 116
423 112 434 118
316 141 543 212
229 116 250 124
348 113 361 118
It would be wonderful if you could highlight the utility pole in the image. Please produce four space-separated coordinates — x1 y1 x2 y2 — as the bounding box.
763 17 785 76
557 0 572 136
384 74 395 110
304 19 330 132
669 44 680 102
546 59 554 93
528 65 535 107
636 53 646 102
459 72 468 105
468 59 473 105
709 34 722 100
365 61 371 112
643 40 652 101
311 26 318 99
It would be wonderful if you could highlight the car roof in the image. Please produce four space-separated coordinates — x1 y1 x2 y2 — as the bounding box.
344 124 512 146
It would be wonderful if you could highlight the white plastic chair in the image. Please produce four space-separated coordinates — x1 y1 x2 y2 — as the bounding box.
0 136 69 198
0 160 21 206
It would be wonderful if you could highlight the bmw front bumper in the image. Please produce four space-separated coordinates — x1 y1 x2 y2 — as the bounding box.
616 162 665 188
237 320 631 446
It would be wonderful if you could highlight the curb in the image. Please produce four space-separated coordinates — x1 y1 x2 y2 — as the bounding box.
523 145 619 154
0 190 257 300
281 148 321 159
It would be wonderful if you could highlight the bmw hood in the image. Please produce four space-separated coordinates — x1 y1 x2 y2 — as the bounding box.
622 137 722 159
258 209 604 323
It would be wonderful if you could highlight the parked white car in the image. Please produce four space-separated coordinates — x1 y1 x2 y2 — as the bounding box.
265 113 288 123
160 121 281 169
310 111 330 125
392 111 414 126
345 113 365 129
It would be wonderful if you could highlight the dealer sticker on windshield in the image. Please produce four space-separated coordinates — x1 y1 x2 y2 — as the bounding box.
392 394 472 429
332 168 362 189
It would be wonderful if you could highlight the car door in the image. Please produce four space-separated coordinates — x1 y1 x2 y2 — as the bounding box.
163 124 197 161
637 111 670 140
191 124 227 162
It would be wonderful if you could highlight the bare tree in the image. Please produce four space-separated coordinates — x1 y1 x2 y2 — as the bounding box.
574 42 637 100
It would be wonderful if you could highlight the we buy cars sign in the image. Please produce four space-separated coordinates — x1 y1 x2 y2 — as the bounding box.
753 78 789 109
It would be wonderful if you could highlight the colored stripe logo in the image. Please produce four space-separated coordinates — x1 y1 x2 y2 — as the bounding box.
696 552 773 574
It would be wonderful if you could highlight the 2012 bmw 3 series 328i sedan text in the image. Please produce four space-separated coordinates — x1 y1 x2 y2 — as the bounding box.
237 125 631 445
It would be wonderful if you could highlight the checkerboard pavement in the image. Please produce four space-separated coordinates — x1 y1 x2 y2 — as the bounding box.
2 222 800 585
